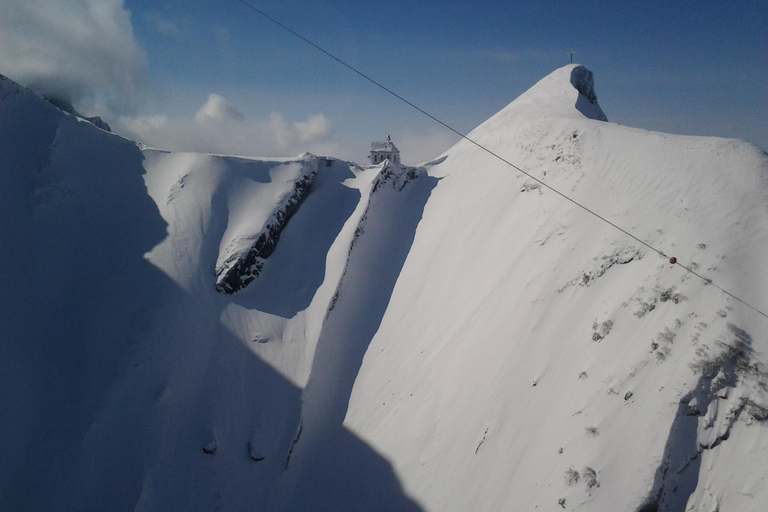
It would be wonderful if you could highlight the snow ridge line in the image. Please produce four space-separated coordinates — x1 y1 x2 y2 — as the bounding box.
278 162 424 478
0 73 28 102
284 419 303 470
326 162 423 317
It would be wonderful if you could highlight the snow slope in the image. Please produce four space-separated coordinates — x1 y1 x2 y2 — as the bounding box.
339 65 768 512
1 64 767 512
0 74 420 511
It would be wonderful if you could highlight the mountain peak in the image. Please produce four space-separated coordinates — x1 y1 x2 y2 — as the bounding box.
477 65 609 135
460 65 609 148
522 64 608 121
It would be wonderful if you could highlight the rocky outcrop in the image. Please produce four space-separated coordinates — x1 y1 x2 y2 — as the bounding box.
0 74 24 101
83 115 111 132
638 324 767 512
371 161 423 193
215 161 318 294
559 246 644 292
43 94 112 132
570 65 608 122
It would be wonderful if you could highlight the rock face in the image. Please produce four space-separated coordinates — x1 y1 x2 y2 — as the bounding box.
83 115 111 132
213 158 423 296
43 93 112 131
570 65 608 121
371 161 423 193
214 162 318 294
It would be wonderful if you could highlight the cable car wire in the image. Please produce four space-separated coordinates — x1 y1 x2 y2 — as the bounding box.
233 0 768 320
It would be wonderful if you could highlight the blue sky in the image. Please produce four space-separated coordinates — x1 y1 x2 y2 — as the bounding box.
1 0 765 162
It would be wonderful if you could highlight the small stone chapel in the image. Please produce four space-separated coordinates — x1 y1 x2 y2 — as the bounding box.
368 135 400 164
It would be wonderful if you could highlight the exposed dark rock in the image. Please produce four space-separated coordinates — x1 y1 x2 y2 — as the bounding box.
371 161 423 193
84 115 111 132
475 428 489 454
659 288 686 304
592 319 613 341
570 66 608 121
215 165 317 294
685 397 700 416
639 324 764 511
43 94 112 131
202 438 217 455
248 442 265 462
520 182 541 193
560 246 643 292
284 419 303 470
582 467 598 490
564 467 579 485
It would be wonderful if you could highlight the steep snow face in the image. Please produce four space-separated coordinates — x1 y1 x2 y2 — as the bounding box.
140 151 320 294
271 161 437 511
340 66 768 512
0 75 422 512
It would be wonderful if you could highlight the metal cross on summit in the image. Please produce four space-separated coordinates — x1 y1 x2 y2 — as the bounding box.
568 49 576 63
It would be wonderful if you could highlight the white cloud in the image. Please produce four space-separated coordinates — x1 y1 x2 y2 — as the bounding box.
294 113 332 144
266 112 332 152
119 114 170 133
194 94 245 123
114 95 453 163
114 94 334 158
0 0 146 111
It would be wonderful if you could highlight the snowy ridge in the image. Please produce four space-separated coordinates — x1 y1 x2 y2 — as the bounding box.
273 159 436 511
0 74 111 131
2 66 768 512
329 161 427 314
0 73 23 100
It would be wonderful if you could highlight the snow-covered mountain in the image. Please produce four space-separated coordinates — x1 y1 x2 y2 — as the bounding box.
1 65 766 512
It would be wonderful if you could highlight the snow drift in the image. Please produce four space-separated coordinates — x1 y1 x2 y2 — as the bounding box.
1 64 767 512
